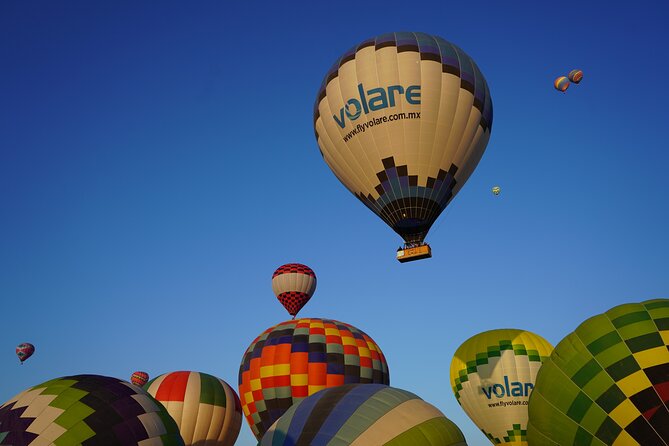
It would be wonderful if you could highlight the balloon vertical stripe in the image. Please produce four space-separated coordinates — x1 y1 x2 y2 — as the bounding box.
260 384 467 446
145 371 242 446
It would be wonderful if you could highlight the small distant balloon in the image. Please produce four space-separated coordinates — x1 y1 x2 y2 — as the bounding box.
492 186 501 196
271 263 317 318
554 76 570 92
16 343 34 364
567 69 583 83
131 371 149 387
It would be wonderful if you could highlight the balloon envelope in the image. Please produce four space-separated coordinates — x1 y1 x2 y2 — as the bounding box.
492 186 501 195
131 371 149 387
568 69 583 83
145 371 242 446
261 384 467 446
271 263 317 317
314 32 493 245
239 318 390 440
450 329 553 445
527 298 669 445
0 374 184 445
15 343 34 364
554 76 570 92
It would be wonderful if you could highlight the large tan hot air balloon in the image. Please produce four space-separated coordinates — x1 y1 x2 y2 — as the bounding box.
314 32 493 262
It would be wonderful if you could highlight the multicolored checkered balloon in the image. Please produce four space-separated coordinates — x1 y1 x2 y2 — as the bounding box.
527 298 669 445
271 263 317 318
0 374 184 445
239 318 390 440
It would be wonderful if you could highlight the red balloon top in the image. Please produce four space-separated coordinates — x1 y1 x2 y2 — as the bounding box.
272 263 316 278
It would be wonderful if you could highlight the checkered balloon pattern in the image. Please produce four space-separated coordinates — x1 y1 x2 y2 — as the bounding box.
0 374 184 445
271 263 317 317
238 318 390 440
527 298 669 445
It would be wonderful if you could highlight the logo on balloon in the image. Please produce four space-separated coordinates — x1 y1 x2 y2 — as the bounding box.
481 375 534 399
333 83 421 129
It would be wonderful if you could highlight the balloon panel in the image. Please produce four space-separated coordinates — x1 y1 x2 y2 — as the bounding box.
450 329 553 445
314 32 493 243
527 299 669 445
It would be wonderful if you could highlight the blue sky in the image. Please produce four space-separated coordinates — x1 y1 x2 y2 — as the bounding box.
1 1 668 445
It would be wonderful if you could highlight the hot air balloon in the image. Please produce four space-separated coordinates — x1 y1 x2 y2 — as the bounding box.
0 374 184 445
313 32 493 263
567 69 583 84
492 186 501 196
145 371 242 446
261 384 468 445
131 370 149 387
15 343 34 364
272 263 317 318
554 76 570 92
239 318 390 440
450 329 553 445
527 298 669 445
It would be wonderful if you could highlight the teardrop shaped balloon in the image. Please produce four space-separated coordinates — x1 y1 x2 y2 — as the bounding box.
450 329 553 445
15 342 34 364
131 370 149 387
554 76 570 92
272 263 317 318
314 32 493 255
527 298 669 445
492 186 501 196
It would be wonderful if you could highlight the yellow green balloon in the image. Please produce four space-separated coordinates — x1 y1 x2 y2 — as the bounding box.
450 329 553 445
527 299 669 445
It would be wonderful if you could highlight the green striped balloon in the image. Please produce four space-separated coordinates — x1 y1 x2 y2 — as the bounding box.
261 384 467 445
527 298 669 445
145 371 242 446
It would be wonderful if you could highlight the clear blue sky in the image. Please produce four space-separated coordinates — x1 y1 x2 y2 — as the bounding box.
2 2 668 445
